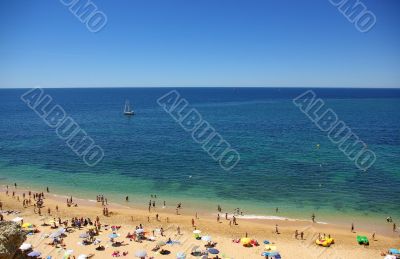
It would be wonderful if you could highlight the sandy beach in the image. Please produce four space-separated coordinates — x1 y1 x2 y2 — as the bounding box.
1 185 399 259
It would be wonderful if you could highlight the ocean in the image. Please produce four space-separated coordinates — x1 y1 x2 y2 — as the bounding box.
0 87 399 225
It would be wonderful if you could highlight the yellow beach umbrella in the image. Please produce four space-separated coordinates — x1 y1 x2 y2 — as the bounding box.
240 237 251 245
264 244 277 251
22 223 33 228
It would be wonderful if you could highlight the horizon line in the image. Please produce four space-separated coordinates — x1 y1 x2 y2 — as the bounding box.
1 85 400 89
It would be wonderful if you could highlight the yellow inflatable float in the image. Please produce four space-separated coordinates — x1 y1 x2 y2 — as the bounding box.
315 238 334 247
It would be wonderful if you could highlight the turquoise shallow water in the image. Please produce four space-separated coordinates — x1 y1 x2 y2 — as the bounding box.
0 87 399 226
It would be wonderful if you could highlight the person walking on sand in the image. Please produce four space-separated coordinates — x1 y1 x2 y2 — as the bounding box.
300 232 304 240
217 214 220 222
177 226 181 235
295 230 298 239
351 223 354 232
225 212 228 220
275 224 279 234
394 223 397 232
192 218 195 227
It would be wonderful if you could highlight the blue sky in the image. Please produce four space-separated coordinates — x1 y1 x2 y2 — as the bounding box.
0 0 399 88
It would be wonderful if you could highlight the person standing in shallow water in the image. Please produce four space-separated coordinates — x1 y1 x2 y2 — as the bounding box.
312 213 315 223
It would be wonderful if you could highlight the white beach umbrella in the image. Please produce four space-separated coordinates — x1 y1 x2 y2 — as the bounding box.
19 243 32 251
193 230 201 234
49 228 65 239
12 217 23 223
135 228 144 234
201 236 212 242
135 250 147 258
77 254 88 259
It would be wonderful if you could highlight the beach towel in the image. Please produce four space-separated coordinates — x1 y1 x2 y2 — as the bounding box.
389 248 400 255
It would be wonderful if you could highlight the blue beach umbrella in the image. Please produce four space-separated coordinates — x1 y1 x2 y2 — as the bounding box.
109 233 120 239
263 240 270 244
208 248 219 254
27 251 41 257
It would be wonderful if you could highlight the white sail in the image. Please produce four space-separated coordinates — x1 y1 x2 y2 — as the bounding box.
124 100 134 115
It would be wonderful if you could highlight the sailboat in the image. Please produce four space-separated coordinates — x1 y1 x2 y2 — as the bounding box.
123 100 134 115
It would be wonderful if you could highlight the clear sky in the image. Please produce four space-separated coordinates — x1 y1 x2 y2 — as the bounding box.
0 0 399 88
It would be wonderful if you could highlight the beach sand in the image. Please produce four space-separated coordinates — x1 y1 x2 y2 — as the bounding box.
1 187 399 259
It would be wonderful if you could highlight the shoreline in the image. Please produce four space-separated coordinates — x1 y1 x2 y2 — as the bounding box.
0 182 398 238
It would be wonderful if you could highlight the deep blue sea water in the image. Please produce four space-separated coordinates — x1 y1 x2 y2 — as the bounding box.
0 87 399 224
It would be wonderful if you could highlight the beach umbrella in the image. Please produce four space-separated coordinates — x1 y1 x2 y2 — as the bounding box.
109 233 120 239
135 228 144 234
191 246 201 252
63 250 74 259
19 243 32 251
240 237 251 245
27 251 41 257
201 236 212 242
22 223 33 228
265 244 277 251
12 217 23 223
77 255 88 259
135 250 147 258
49 228 65 239
176 252 186 259
263 240 270 244
148 236 156 241
193 230 201 234
265 251 279 256
157 240 166 247
79 233 89 238
49 231 61 239
208 248 219 254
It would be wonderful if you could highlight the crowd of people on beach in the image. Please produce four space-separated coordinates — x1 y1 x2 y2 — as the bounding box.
1 183 399 259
